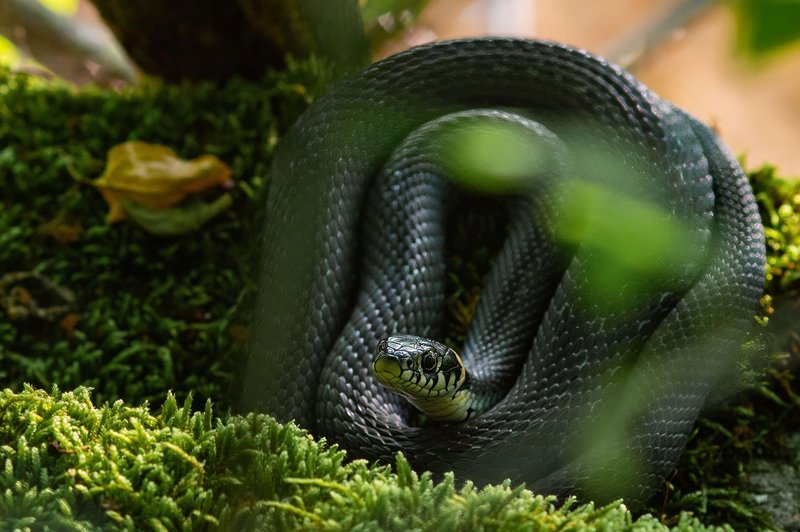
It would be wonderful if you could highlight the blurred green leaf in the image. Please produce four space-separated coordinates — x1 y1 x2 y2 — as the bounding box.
732 0 800 56
554 178 704 313
439 120 556 194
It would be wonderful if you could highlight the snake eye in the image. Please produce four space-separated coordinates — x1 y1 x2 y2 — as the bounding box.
421 352 437 372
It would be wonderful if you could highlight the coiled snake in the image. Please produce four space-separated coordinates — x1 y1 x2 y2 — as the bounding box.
240 38 765 504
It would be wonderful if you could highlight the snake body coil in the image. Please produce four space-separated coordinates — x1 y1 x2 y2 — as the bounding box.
240 38 765 504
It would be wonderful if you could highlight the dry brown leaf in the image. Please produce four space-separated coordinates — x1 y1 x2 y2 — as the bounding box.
59 312 81 336
37 213 84 244
91 141 233 223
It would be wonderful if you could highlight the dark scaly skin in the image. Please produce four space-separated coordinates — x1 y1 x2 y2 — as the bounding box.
239 38 765 505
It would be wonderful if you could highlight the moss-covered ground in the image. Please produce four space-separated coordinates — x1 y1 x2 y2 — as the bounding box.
0 61 331 407
0 66 798 530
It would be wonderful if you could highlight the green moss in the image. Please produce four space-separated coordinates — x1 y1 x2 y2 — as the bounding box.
0 60 332 407
753 164 800 299
0 385 723 530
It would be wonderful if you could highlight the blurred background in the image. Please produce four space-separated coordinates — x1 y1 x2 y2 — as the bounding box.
0 0 798 174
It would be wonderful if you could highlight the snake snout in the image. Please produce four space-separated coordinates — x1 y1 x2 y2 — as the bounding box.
372 352 403 385
373 339 403 381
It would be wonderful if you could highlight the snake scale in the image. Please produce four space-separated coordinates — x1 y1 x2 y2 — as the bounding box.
240 38 765 504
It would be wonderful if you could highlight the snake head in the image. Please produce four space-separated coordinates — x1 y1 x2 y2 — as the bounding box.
373 335 471 421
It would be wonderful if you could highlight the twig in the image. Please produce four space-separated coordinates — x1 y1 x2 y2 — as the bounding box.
606 0 716 69
0 0 136 85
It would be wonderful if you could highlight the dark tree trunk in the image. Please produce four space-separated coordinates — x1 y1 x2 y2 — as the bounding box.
89 0 367 81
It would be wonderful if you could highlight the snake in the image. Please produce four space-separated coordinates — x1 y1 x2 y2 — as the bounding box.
239 38 765 505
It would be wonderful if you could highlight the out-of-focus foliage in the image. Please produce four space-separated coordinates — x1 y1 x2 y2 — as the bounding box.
435 117 703 314
553 178 702 312
435 118 560 195
731 0 800 57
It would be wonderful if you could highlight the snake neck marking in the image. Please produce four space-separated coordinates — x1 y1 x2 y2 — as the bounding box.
374 335 484 422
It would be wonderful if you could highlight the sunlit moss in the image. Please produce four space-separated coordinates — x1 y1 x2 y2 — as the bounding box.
0 385 722 530
751 165 800 300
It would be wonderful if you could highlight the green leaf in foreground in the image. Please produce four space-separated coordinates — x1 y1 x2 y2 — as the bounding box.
732 0 800 57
